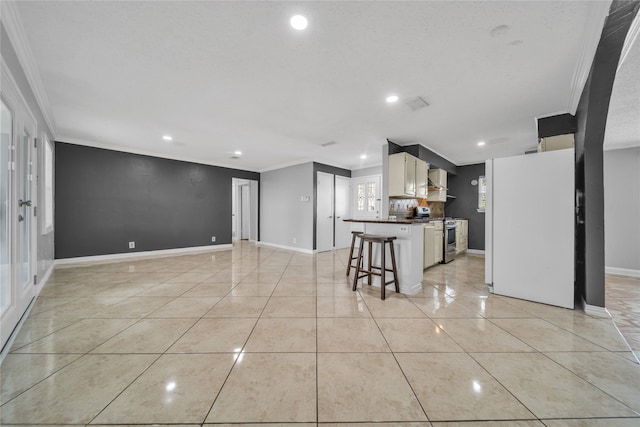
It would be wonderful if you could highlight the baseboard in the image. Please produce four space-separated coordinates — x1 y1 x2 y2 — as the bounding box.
605 266 640 278
256 241 315 254
466 249 486 255
55 244 233 267
36 261 55 292
583 301 612 319
0 297 36 363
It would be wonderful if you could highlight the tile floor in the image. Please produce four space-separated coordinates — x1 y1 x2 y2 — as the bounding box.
1 242 639 426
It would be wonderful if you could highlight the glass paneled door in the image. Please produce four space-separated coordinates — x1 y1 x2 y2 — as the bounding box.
0 89 37 351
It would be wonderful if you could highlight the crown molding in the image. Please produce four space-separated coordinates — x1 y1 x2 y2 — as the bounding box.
1 1 56 137
567 1 612 115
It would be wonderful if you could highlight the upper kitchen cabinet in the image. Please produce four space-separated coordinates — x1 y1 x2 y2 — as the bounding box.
428 168 447 202
415 158 429 198
389 152 429 198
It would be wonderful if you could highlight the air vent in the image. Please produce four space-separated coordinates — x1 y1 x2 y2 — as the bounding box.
230 156 240 160
320 140 337 147
405 96 429 112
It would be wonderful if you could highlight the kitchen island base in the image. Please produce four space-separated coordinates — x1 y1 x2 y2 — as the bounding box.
345 220 424 296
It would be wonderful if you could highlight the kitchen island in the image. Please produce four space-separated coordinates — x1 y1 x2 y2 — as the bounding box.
343 219 424 295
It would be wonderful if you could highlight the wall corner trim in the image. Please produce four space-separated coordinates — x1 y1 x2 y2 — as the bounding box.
567 0 611 115
583 302 612 319
55 244 232 267
605 266 640 278
1 1 57 136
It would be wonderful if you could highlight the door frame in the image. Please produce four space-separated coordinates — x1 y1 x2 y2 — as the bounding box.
1 62 39 351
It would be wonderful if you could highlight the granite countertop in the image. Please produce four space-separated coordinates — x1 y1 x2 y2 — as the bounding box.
342 218 415 224
343 218 446 224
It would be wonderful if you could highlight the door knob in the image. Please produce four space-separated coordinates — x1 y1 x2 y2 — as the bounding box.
18 199 32 207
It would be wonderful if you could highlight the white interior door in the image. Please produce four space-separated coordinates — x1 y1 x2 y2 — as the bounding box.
240 184 250 240
351 175 381 220
334 175 351 249
1 85 37 351
316 172 334 252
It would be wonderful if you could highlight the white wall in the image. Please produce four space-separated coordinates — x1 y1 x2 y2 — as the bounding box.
604 146 640 274
260 162 314 251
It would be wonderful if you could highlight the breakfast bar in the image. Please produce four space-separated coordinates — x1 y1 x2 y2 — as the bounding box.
343 219 424 296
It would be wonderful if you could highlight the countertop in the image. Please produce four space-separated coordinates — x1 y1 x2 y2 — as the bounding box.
343 218 448 224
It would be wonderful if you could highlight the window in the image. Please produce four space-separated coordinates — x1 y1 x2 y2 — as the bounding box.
43 137 53 233
478 175 487 212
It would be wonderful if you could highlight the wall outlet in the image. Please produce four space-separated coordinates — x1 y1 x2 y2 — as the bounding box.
128 241 135 249
292 237 297 244
399 226 409 233
211 236 216 242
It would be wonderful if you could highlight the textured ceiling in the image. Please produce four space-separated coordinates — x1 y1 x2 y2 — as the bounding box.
13 1 622 171
605 33 640 150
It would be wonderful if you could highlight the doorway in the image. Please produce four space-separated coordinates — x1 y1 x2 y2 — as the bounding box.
316 172 334 252
1 75 38 351
231 178 258 242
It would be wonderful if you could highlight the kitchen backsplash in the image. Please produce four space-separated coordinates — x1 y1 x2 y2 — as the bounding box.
389 197 445 218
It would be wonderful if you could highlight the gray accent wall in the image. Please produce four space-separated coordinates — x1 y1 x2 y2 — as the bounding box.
1 22 55 281
604 147 640 272
260 162 314 251
445 163 486 250
55 142 259 258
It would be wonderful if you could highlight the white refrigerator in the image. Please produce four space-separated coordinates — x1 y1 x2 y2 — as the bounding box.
485 149 575 309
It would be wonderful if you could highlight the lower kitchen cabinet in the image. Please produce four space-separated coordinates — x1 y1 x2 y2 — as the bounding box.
456 219 468 254
424 225 436 268
424 221 444 268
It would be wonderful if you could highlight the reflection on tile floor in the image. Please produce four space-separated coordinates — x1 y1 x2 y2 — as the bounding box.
1 242 639 426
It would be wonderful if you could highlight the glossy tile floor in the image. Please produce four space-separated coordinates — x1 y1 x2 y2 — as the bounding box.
1 242 639 426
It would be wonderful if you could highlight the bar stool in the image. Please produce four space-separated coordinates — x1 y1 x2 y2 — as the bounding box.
352 234 399 300
346 231 364 276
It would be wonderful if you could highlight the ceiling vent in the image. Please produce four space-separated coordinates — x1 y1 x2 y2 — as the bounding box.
229 156 240 160
320 140 337 147
405 96 430 112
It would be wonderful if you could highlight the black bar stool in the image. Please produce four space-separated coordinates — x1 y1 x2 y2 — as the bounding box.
352 234 399 300
346 231 364 276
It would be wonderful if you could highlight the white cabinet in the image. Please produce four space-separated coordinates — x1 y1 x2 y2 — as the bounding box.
429 168 447 188
416 159 429 198
424 225 436 269
425 221 444 268
455 219 468 254
427 168 447 202
388 152 429 198
433 221 444 264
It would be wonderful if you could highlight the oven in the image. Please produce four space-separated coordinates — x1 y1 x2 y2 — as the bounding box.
443 219 457 263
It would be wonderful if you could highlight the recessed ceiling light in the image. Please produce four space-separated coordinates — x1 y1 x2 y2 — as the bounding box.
477 141 486 146
234 150 242 156
290 15 308 30
162 135 172 141
386 95 399 103
360 154 367 160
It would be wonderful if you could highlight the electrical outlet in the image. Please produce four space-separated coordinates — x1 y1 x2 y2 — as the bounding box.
292 237 297 244
211 236 216 242
128 241 135 249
